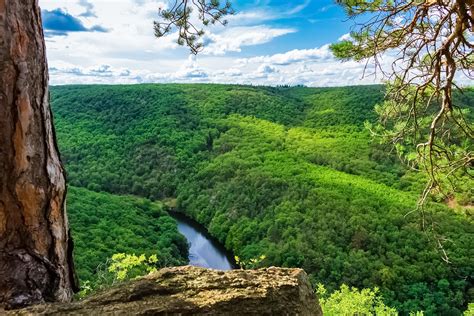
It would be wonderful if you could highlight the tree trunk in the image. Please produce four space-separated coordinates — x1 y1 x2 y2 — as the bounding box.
0 0 77 309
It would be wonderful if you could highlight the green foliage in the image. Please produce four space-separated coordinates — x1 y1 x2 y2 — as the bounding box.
154 0 234 54
316 283 398 316
52 84 474 314
108 253 159 281
465 303 474 316
234 255 266 270
77 253 161 298
332 0 474 203
367 83 474 204
329 40 355 60
67 186 188 287
77 280 94 298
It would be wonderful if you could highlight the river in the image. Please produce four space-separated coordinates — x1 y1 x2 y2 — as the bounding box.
170 212 236 270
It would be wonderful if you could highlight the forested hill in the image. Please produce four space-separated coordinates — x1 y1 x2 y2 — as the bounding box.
51 84 473 315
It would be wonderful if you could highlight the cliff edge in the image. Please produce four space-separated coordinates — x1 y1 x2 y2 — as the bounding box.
6 265 322 315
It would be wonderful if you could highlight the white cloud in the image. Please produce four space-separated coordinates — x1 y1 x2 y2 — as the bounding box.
40 0 298 82
175 55 209 79
338 33 351 41
226 10 277 26
225 1 312 26
318 5 334 13
78 0 97 18
202 26 296 56
48 43 385 87
39 1 473 88
41 0 176 64
238 45 333 66
287 0 311 15
38 0 386 88
257 64 279 74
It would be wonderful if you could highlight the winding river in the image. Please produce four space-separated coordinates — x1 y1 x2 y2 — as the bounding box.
170 212 236 270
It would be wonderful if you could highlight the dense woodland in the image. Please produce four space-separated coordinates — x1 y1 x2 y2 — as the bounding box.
52 84 473 315
67 186 188 285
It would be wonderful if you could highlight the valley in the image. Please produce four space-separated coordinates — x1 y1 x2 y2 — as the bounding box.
52 84 473 315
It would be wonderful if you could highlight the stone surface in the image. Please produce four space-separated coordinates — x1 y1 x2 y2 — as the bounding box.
6 266 322 315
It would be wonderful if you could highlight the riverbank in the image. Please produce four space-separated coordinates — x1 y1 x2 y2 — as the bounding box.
167 210 238 270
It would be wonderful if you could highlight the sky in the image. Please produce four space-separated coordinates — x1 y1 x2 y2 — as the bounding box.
39 0 384 86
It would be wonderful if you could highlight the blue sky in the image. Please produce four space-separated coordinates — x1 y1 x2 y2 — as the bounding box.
230 0 350 54
39 0 380 86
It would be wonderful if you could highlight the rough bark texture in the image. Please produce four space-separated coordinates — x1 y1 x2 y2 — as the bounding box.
0 0 77 309
5 266 322 316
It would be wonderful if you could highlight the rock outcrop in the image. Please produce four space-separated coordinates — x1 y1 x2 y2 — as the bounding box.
5 266 322 315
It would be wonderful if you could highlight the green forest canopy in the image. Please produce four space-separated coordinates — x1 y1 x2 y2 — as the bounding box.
67 186 188 285
154 0 474 202
53 84 473 315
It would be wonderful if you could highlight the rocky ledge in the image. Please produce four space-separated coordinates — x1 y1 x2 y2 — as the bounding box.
6 266 322 315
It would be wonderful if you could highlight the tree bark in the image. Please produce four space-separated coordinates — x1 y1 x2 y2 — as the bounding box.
0 0 77 309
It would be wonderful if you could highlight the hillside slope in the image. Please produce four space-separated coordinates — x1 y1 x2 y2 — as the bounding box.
67 186 188 285
51 84 473 315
